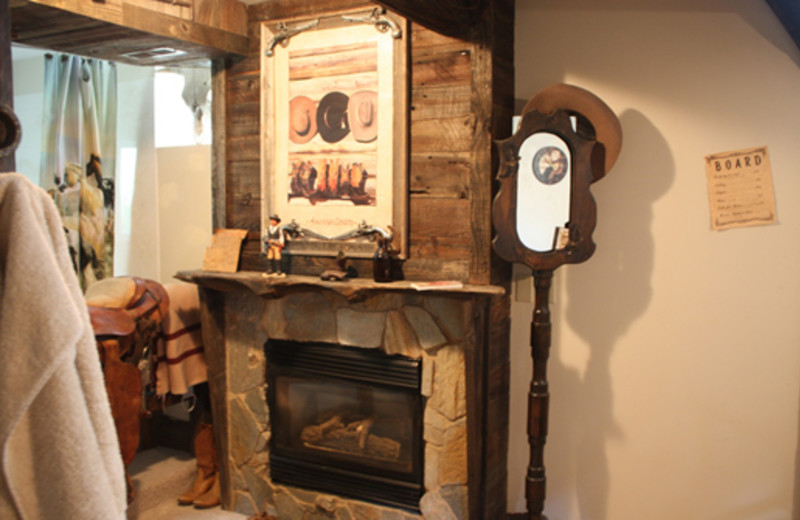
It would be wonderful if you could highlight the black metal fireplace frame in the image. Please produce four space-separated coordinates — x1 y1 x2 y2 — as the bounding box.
265 339 425 511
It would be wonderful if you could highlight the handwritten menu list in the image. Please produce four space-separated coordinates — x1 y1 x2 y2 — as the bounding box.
705 146 776 231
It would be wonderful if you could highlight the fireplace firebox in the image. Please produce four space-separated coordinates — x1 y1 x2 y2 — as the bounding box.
265 339 424 511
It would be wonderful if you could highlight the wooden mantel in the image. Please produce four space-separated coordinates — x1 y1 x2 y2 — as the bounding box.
177 269 505 302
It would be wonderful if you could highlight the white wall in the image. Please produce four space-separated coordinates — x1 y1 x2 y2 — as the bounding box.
10 50 43 185
156 145 212 278
115 63 161 281
509 1 800 519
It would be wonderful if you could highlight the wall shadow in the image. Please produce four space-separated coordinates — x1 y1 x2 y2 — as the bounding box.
546 109 673 519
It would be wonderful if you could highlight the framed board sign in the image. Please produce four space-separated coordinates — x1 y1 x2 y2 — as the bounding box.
260 8 408 258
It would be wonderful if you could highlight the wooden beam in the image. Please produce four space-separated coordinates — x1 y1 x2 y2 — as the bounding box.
1 0 12 109
1 0 17 172
121 3 248 56
10 0 248 66
373 0 484 40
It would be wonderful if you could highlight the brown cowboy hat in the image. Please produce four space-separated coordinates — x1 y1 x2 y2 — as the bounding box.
522 83 622 181
289 95 317 144
348 90 378 143
316 91 350 143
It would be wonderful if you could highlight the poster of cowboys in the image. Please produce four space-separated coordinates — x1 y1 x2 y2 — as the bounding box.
261 13 408 256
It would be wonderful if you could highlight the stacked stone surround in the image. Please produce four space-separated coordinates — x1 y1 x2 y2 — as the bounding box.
219 288 478 520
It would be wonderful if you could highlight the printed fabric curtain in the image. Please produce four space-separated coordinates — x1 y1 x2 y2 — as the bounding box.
40 54 117 290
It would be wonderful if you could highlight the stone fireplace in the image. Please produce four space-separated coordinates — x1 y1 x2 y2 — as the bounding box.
180 271 506 520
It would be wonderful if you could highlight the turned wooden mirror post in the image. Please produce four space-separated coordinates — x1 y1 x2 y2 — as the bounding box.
492 84 622 520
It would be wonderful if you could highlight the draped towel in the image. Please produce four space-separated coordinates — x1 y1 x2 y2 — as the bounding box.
0 174 126 520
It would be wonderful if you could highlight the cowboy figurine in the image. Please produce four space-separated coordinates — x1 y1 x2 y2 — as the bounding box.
263 214 285 277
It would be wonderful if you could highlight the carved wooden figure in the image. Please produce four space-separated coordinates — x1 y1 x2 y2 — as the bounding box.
492 84 622 520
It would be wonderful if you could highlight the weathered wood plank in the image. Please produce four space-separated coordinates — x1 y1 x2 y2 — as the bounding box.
227 159 261 231
125 0 189 20
248 0 373 22
411 84 472 120
468 36 493 285
228 199 261 232
374 0 479 41
484 293 511 520
227 74 260 105
17 0 123 24
401 257 470 282
410 115 475 154
227 160 261 193
1 0 15 172
411 47 471 88
226 103 259 138
409 152 470 198
226 134 260 161
194 0 247 37
226 56 259 78
196 288 231 507
238 238 265 272
121 3 248 56
10 1 247 66
408 197 471 260
410 21 470 51
212 58 227 229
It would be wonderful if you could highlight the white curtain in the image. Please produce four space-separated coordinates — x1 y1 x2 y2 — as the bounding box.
40 54 117 290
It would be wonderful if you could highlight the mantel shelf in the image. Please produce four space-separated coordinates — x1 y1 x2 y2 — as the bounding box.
176 269 505 302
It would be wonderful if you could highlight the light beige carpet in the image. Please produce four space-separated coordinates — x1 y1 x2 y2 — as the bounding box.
126 447 248 520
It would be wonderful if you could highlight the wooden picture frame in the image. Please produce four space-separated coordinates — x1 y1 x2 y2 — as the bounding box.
260 8 408 259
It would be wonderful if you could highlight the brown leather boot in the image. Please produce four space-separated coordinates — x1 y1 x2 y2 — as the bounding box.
193 472 221 509
177 423 217 505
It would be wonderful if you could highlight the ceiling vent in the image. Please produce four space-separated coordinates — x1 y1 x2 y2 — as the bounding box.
119 47 188 61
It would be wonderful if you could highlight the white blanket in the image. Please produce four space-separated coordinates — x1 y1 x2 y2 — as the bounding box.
0 174 126 520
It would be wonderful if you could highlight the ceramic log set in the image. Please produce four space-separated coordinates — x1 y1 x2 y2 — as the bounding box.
492 84 622 520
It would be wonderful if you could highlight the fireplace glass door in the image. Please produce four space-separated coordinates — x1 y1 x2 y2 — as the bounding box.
266 340 423 510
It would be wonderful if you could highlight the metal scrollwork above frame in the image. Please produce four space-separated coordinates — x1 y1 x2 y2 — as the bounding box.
264 8 401 58
264 19 320 57
342 7 402 39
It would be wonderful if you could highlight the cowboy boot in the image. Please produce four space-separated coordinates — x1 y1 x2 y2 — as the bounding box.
193 472 221 509
177 423 217 505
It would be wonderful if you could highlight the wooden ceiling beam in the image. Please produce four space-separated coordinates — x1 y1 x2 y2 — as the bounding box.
9 0 248 66
373 0 485 40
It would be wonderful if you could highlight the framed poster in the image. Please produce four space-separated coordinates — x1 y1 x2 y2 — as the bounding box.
260 9 408 258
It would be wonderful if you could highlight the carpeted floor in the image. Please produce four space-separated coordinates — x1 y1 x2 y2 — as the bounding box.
126 446 248 520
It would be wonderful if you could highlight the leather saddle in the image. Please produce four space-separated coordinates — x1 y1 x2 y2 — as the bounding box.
86 276 169 502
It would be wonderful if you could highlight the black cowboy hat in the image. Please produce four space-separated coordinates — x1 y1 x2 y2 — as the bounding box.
316 91 350 143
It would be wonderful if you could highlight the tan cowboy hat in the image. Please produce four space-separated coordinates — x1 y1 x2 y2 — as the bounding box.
289 95 318 144
348 90 378 143
522 83 622 181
